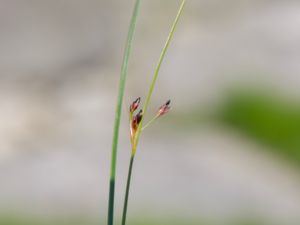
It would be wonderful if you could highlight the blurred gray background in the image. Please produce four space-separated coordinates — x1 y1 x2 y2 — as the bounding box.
1 0 300 225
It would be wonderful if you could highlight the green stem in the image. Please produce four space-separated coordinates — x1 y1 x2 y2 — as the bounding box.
121 155 135 225
108 1 141 225
142 114 159 131
133 0 186 150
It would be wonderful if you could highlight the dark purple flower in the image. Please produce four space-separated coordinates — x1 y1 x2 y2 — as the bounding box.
158 100 171 116
129 97 141 113
131 109 143 133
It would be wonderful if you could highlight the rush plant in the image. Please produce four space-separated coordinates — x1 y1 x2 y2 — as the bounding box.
107 1 186 225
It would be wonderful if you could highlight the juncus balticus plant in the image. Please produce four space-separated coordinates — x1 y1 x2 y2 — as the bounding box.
107 1 186 225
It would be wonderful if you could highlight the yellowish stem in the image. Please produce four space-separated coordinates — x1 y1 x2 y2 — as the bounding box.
142 114 160 131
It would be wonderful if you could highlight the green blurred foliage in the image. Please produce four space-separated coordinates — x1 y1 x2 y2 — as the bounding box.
0 215 264 225
218 90 300 165
0 215 99 225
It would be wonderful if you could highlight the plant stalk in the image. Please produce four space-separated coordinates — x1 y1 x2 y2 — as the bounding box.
121 155 135 225
133 0 186 151
142 114 159 131
107 1 141 225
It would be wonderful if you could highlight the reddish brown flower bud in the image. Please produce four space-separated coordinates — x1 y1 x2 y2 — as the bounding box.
158 100 171 116
129 97 141 113
135 109 143 124
131 110 143 133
